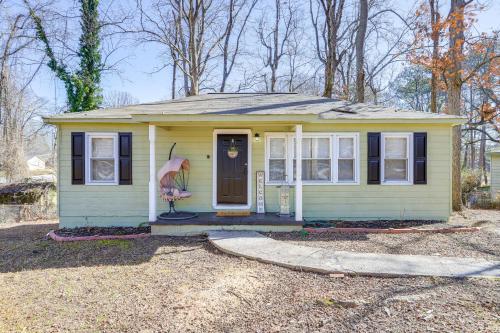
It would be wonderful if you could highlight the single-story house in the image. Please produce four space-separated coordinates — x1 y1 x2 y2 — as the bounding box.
488 148 500 199
44 93 465 235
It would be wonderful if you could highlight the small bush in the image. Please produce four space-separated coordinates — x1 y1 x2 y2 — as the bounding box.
461 169 481 203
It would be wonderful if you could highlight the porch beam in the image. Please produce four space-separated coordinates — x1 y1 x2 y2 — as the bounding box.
148 124 157 222
295 124 303 221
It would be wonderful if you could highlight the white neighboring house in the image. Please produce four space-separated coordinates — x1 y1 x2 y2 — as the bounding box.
27 156 46 171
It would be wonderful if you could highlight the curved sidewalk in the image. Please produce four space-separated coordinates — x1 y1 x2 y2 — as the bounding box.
208 231 500 278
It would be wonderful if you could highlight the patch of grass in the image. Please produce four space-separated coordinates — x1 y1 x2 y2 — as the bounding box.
96 239 133 250
61 242 85 250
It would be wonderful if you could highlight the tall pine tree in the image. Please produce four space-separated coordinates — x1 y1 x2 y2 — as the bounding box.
26 0 102 112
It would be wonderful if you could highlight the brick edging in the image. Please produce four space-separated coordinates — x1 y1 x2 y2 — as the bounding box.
47 230 151 242
303 226 481 234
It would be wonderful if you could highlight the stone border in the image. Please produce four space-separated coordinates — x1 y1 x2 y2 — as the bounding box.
303 226 481 234
47 230 150 242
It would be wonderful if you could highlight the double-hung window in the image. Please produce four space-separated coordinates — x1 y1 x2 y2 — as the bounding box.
381 133 413 184
267 136 287 182
86 133 119 185
265 133 359 185
336 135 357 182
294 137 331 181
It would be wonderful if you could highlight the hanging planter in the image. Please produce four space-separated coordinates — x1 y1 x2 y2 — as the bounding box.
227 139 239 159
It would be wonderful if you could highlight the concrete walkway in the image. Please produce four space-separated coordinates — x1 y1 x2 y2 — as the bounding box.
208 231 500 278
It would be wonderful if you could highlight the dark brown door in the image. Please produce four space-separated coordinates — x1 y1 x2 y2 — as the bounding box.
217 134 248 204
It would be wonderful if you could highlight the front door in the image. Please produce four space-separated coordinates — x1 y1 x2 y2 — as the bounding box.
217 134 248 204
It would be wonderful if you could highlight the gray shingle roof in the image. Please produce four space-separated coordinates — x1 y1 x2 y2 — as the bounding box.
44 93 465 122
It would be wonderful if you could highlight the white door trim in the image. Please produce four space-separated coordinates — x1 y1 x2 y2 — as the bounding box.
212 129 252 210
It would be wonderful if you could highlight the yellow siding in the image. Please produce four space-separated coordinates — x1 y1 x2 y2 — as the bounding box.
58 122 452 227
59 124 150 227
491 155 500 198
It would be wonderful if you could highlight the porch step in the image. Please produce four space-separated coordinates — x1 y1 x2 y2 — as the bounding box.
151 224 302 236
149 212 302 236
216 210 251 217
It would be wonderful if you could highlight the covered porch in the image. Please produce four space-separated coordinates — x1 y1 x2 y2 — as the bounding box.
146 123 305 235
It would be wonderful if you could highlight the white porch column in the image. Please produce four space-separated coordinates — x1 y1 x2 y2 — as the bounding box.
295 124 303 221
148 124 157 222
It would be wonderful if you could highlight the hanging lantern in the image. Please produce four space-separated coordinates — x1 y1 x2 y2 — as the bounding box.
227 139 239 159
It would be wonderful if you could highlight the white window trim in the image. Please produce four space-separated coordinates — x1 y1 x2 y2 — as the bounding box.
264 132 360 186
265 133 289 184
334 133 360 184
85 132 119 185
381 132 413 185
212 129 252 210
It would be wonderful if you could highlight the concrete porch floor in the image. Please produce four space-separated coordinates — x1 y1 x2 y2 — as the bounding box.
149 212 302 236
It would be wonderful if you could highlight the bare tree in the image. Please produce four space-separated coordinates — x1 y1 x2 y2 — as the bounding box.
355 0 368 102
310 0 346 98
257 0 298 92
429 0 441 113
0 7 45 182
102 90 139 108
135 0 227 96
446 0 467 210
220 0 257 92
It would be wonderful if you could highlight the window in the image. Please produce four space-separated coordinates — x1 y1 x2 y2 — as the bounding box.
293 137 331 181
265 133 359 185
382 133 412 184
336 135 356 182
86 133 118 184
267 136 287 182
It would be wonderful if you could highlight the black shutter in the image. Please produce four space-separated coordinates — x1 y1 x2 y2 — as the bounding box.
119 132 132 185
367 132 381 184
71 132 85 184
414 132 427 184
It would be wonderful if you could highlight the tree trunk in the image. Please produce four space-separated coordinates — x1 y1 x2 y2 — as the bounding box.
448 87 462 210
479 125 486 184
469 130 475 169
429 0 440 113
462 143 468 169
270 0 280 93
323 58 334 97
446 0 466 211
171 62 177 100
355 0 368 102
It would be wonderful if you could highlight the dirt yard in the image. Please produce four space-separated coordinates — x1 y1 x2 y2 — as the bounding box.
1 211 499 332
272 210 500 260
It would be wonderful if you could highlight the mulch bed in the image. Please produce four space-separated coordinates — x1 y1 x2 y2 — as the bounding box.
54 226 151 237
304 219 442 229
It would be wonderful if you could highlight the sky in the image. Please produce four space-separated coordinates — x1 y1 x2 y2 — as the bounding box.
27 0 500 113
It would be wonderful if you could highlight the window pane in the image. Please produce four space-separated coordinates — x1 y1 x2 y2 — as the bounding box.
339 137 354 158
385 137 407 158
91 159 115 181
300 138 311 158
384 159 407 181
312 138 330 158
296 138 330 158
293 159 331 181
92 138 114 158
269 159 286 181
269 138 286 159
338 159 354 181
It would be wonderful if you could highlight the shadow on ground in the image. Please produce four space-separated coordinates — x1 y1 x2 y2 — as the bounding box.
0 222 207 273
